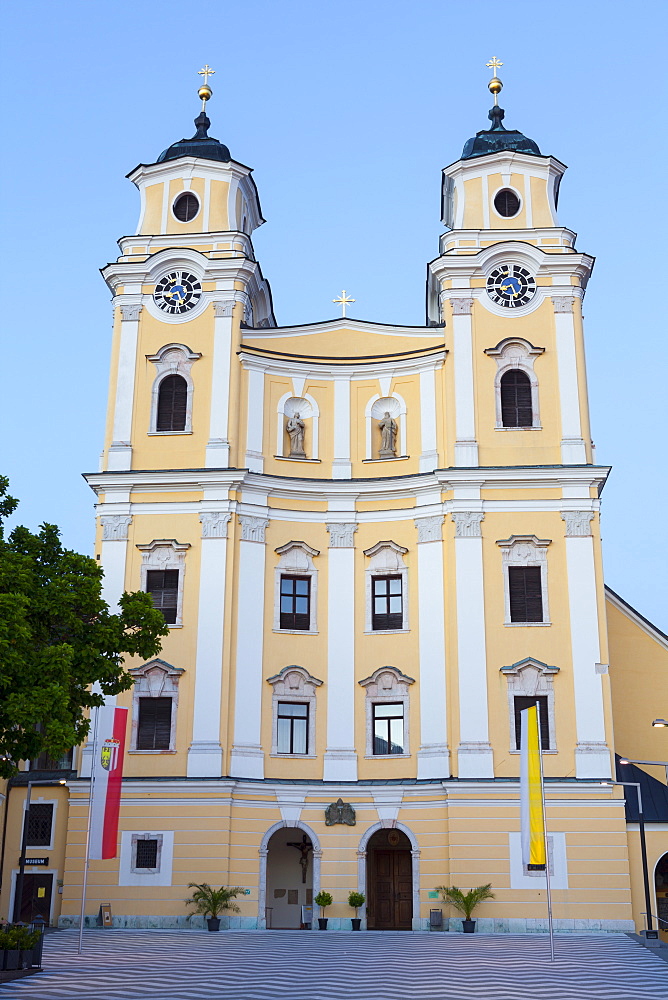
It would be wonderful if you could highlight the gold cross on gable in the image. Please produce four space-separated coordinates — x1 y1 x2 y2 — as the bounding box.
486 56 503 75
333 290 355 317
198 64 216 86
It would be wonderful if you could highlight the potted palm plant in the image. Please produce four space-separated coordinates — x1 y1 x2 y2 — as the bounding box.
435 884 495 933
185 883 245 931
314 890 333 930
348 891 365 930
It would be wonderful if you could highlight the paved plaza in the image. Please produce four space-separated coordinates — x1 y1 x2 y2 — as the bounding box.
0 929 666 1000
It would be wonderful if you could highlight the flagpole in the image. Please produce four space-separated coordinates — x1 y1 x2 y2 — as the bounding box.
78 706 100 955
536 711 554 962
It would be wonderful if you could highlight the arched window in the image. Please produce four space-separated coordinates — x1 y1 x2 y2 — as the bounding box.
500 369 533 428
156 374 187 432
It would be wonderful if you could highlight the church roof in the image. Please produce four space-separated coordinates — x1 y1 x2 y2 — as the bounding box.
461 105 541 160
156 111 231 164
615 756 668 823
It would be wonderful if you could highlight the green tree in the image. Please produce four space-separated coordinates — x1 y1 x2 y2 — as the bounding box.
0 476 168 777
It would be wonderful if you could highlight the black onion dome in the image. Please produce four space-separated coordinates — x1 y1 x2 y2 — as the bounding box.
462 106 541 160
156 112 231 164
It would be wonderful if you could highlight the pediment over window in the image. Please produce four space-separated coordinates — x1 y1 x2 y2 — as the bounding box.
500 656 559 677
363 540 408 573
359 666 415 696
484 337 544 361
497 535 550 563
274 541 319 573
129 658 184 696
501 657 559 696
266 665 323 697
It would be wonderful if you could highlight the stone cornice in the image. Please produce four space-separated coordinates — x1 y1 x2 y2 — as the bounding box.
238 348 446 379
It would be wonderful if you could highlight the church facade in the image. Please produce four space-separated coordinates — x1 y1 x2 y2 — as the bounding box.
3 69 667 935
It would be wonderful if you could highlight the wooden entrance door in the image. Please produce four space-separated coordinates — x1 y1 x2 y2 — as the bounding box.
369 850 412 929
14 873 53 924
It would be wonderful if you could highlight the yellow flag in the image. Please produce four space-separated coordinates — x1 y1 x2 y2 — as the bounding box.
520 704 546 869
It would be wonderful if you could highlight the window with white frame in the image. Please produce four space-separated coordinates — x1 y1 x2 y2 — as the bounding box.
274 542 319 633
266 666 322 756
147 344 201 434
497 535 550 625
501 657 559 753
119 830 175 887
484 338 544 430
131 834 162 873
137 540 190 627
359 666 414 757
364 541 409 633
24 803 55 848
128 658 184 752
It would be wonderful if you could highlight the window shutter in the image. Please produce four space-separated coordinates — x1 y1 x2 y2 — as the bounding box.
514 696 550 750
137 697 172 750
157 374 188 431
501 369 533 427
508 566 543 622
146 569 179 624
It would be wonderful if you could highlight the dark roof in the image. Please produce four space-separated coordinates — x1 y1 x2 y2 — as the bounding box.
156 112 230 164
462 105 541 160
615 756 668 822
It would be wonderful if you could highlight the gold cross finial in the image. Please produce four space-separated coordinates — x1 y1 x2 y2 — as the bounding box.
486 56 503 74
198 64 216 86
486 56 503 105
333 290 355 317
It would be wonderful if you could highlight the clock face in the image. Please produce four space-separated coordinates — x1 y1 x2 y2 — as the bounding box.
486 264 536 308
153 271 202 315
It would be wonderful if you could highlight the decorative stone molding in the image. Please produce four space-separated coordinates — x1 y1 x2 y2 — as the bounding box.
277 394 320 460
326 523 357 548
500 657 559 752
561 510 595 536
147 343 201 434
359 666 414 758
128 658 184 752
273 541 319 632
238 515 269 543
136 539 190 627
199 512 231 539
364 394 407 460
414 515 444 544
266 665 323 757
213 300 236 318
484 337 544 429
120 303 142 321
363 540 409 632
551 296 576 313
100 514 132 541
496 535 551 625
450 297 474 315
452 511 484 537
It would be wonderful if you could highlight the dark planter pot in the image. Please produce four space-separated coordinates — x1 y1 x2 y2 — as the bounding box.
351 918 361 931
318 918 328 930
206 917 221 932
3 949 20 971
462 919 476 934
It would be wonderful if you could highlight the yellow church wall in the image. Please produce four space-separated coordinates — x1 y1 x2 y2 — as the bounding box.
140 183 164 235
208 179 230 231
462 177 483 229
487 173 529 230
243 330 444 361
530 175 554 229
102 309 124 456
164 177 207 236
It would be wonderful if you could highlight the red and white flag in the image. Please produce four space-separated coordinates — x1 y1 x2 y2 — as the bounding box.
89 705 128 860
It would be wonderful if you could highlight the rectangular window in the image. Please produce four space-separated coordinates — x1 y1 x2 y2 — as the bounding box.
135 839 159 869
508 566 543 623
514 696 550 751
25 803 54 848
372 703 404 755
277 702 308 754
146 569 179 625
279 576 311 630
137 697 172 751
30 748 73 771
371 576 403 631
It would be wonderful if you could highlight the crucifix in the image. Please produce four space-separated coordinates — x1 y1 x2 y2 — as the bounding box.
333 290 355 317
287 834 313 883
198 64 216 86
486 57 503 106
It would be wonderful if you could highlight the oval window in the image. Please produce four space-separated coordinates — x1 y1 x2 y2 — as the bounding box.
173 192 200 223
494 189 521 218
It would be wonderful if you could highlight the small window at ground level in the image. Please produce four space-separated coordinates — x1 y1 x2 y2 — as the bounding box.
135 839 159 869
137 697 172 750
514 696 550 751
494 188 521 218
373 703 404 755
25 803 54 847
173 192 200 222
277 702 308 754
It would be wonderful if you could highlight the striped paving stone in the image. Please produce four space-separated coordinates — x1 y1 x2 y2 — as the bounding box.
0 930 666 1000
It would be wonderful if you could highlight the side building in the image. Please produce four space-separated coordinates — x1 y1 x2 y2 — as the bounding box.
1 73 666 936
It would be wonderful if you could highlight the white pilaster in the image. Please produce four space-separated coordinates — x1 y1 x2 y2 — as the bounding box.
245 367 265 473
419 368 439 472
451 298 479 467
99 512 132 612
415 516 450 778
561 510 611 778
187 512 231 777
452 510 493 778
107 303 141 471
332 379 352 479
229 514 269 779
323 523 358 781
206 301 234 468
553 296 587 464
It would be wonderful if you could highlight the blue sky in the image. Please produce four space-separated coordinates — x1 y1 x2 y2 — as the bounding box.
1 0 666 627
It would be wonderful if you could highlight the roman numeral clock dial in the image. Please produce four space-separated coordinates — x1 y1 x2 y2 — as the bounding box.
486 264 536 308
154 271 202 314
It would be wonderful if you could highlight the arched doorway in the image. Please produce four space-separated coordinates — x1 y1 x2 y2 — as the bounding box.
366 828 412 930
654 852 668 942
265 827 314 929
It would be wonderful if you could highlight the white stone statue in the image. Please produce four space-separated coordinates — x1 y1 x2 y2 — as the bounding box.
378 411 397 457
286 412 306 458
